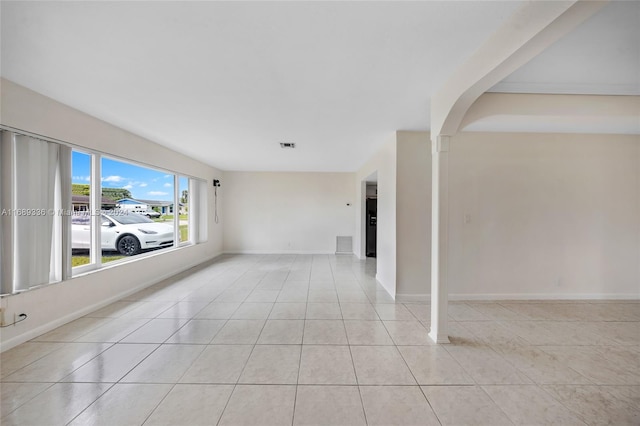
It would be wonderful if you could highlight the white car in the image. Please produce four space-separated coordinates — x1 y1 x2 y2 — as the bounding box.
72 212 174 256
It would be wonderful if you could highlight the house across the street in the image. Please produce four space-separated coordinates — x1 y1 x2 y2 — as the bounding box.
116 198 180 215
72 195 117 211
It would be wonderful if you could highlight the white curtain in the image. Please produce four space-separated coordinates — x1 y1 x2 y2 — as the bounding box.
0 131 13 294
12 134 64 290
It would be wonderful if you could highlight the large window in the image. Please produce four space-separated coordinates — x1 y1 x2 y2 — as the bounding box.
0 128 207 294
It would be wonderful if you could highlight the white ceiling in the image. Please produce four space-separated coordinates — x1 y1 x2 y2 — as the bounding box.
1 1 636 172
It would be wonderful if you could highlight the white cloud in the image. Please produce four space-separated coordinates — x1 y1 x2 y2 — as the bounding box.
148 191 168 196
139 183 148 187
123 184 133 190
163 174 172 178
163 183 172 188
72 176 90 182
102 175 125 183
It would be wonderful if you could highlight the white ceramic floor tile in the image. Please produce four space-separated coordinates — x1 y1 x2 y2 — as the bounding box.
465 302 523 321
119 301 177 319
337 291 371 303
119 318 189 344
492 344 592 385
542 385 640 426
445 345 533 385
540 345 640 385
344 320 394 345
219 385 296 426
231 303 275 320
269 303 307 319
72 318 151 343
144 384 233 425
1 383 111 426
32 317 113 342
276 289 308 303
293 386 366 426
155 301 208 319
398 346 475 385
121 344 205 383
165 319 226 344
383 320 433 345
350 346 416 385
10 255 639 426
306 303 342 319
360 385 440 426
215 289 252 303
483 385 586 425
63 343 158 383
211 320 265 344
180 344 253 384
238 345 301 384
298 345 356 385
422 385 513 426
340 303 379 320
84 301 138 318
303 320 348 344
68 383 172 426
448 303 490 321
307 290 338 303
245 290 281 302
2 343 112 383
404 304 431 322
294 385 366 426
0 382 52 417
1 342 65 378
374 304 416 321
257 320 304 344
195 302 241 319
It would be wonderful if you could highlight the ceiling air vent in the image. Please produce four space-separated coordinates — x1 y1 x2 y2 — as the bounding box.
280 142 296 149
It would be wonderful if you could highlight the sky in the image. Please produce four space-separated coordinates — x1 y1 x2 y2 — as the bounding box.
72 151 188 202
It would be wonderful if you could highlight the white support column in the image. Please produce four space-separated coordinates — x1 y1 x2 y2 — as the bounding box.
429 135 450 344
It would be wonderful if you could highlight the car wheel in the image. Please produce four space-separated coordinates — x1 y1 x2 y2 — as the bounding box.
117 235 141 256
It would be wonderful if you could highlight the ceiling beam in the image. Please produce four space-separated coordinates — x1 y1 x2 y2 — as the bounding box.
460 92 640 133
430 0 609 139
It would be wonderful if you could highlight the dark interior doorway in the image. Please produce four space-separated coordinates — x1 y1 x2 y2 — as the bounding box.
366 196 377 258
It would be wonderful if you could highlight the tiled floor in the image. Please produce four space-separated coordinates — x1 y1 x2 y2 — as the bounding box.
1 254 639 425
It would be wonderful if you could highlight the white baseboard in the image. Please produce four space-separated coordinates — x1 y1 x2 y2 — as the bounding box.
395 292 640 303
396 294 430 303
223 250 335 255
0 253 223 353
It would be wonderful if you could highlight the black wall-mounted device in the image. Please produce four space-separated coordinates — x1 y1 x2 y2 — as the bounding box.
213 179 221 187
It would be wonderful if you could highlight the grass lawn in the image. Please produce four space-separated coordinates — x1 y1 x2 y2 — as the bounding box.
154 214 188 222
72 254 126 267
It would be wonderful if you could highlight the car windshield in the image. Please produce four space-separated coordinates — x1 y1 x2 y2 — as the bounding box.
107 212 155 225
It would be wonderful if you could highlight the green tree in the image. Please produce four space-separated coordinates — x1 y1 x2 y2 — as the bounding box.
102 187 132 200
72 184 90 195
180 189 188 205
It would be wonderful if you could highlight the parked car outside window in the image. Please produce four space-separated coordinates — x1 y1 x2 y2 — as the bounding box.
72 211 173 256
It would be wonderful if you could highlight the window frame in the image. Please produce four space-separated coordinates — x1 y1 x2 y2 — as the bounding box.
1 125 207 293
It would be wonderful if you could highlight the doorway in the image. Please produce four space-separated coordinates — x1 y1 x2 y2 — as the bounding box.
365 182 377 258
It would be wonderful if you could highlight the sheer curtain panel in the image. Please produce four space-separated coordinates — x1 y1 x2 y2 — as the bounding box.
1 131 71 292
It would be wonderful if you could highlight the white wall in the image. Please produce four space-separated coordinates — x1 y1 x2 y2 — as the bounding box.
222 171 355 254
355 137 397 296
448 132 640 299
0 79 224 351
395 131 431 299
